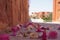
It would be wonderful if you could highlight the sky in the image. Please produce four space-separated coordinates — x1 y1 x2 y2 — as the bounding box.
29 0 53 15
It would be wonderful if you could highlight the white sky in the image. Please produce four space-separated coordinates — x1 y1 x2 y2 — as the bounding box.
29 0 53 15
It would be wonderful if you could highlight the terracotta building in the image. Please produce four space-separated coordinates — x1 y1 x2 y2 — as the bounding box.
52 0 60 22
31 12 51 19
0 0 29 30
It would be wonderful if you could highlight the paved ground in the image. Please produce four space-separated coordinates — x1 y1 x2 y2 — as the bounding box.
9 31 60 40
10 37 42 40
10 32 60 40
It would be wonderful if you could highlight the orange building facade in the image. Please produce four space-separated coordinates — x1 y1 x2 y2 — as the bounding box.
52 0 60 22
31 12 51 19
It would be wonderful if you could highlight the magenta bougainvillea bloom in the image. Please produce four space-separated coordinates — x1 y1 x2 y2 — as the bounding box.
11 26 20 32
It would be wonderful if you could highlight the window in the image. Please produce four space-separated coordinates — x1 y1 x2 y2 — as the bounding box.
58 2 60 4
29 0 60 23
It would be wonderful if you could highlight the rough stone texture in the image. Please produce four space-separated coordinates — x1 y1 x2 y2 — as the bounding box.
0 0 8 23
0 0 8 29
0 0 29 29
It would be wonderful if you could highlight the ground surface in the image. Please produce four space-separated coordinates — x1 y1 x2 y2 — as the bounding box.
9 23 60 40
